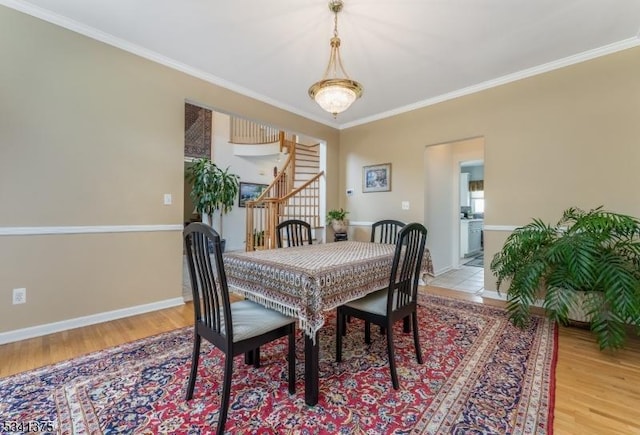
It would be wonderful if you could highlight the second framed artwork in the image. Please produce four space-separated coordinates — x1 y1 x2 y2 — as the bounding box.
238 182 268 207
362 163 391 193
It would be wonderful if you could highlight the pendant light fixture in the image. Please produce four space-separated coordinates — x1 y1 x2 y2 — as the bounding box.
308 0 363 118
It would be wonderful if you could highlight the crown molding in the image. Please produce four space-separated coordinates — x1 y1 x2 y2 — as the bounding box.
0 0 340 129
3 0 637 131
340 37 640 129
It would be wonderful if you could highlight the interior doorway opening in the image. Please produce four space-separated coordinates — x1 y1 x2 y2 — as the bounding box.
459 160 484 260
424 137 485 295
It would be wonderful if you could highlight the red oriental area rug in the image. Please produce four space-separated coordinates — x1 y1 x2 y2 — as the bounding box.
0 295 557 434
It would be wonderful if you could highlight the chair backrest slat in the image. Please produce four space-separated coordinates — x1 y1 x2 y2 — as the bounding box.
387 223 428 314
371 219 405 244
184 223 233 343
277 219 313 248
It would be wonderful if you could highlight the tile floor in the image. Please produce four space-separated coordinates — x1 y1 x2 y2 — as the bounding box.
428 262 484 295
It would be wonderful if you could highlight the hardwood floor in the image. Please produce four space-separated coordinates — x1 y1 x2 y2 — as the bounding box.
1 287 639 434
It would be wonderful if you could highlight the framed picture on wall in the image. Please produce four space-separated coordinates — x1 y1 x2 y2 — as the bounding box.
238 182 268 207
362 163 391 193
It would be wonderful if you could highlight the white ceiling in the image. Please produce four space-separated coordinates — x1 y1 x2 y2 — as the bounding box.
5 0 640 128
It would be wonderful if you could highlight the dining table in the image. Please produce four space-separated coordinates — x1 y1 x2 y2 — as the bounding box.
223 240 434 406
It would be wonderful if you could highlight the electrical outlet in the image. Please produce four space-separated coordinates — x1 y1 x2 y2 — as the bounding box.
13 288 26 304
163 193 172 205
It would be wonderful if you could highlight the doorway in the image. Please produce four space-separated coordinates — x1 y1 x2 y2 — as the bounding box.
424 137 485 295
459 160 484 260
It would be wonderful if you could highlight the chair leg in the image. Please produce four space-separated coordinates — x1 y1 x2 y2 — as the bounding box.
386 323 399 390
253 347 261 368
412 312 423 364
336 309 343 362
217 354 234 435
403 315 411 333
186 334 201 400
288 327 296 394
341 313 347 336
364 321 371 345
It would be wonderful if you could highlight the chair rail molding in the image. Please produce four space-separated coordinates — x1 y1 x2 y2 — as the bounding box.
0 224 183 236
482 225 519 232
348 221 375 226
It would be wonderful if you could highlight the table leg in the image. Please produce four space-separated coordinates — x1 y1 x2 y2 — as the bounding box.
304 332 319 406
244 350 254 365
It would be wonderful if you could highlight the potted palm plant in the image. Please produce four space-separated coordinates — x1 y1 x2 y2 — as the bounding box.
327 208 349 233
490 206 640 350
186 158 239 251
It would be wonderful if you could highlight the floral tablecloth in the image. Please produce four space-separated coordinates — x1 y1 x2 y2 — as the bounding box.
224 241 434 338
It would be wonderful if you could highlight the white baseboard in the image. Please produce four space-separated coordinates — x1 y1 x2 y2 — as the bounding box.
433 265 453 276
480 290 507 301
0 297 185 345
481 291 545 309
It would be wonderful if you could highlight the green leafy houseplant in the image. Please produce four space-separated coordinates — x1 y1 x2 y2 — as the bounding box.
490 206 640 350
327 208 349 233
186 158 239 240
326 208 349 223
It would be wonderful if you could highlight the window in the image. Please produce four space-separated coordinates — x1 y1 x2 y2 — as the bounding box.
470 190 484 213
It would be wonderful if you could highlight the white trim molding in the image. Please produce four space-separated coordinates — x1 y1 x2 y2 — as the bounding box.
481 290 507 301
1 0 638 130
340 38 640 129
0 0 337 129
353 223 521 232
0 224 183 236
0 297 185 345
348 221 375 227
482 225 519 232
482 291 545 308
0 223 521 236
431 265 453 277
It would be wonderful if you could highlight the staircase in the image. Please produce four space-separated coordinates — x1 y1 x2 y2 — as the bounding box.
232 118 323 251
279 140 322 223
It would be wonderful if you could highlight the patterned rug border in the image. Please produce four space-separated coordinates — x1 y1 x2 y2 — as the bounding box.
416 293 558 433
1 294 558 434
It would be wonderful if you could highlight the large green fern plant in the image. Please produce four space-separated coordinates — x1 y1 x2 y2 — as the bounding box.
490 206 640 350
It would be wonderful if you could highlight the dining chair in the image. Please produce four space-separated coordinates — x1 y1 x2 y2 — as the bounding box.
336 222 428 390
368 219 406 333
370 219 405 244
276 219 313 248
183 223 296 435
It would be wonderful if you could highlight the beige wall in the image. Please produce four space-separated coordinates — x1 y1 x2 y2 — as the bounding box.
0 6 339 333
340 46 640 291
